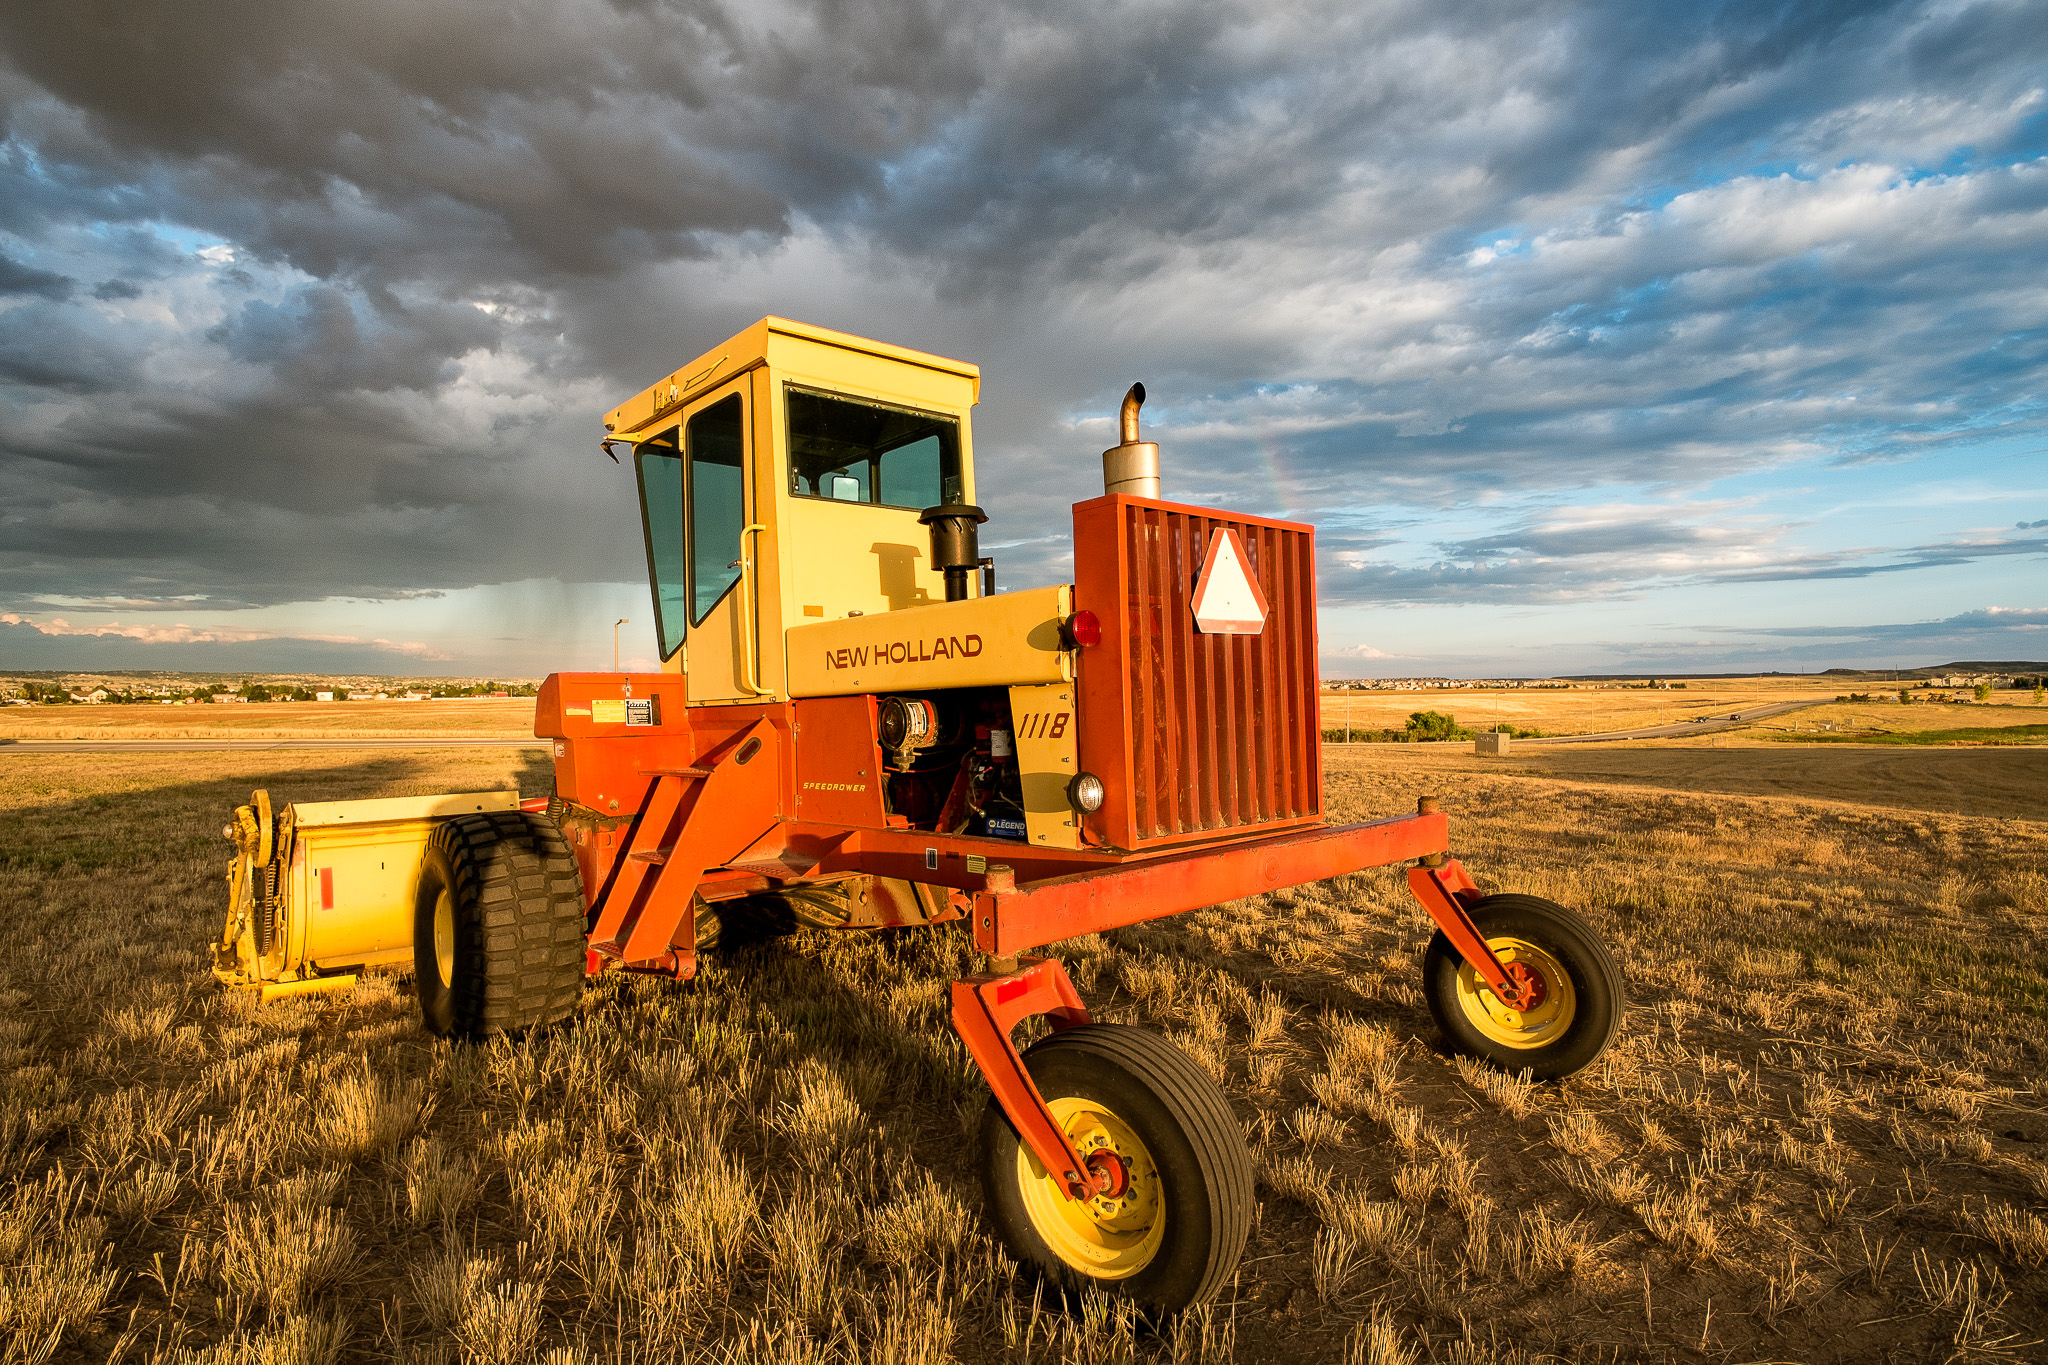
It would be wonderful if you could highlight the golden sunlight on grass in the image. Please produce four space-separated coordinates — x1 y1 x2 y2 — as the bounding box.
0 742 2042 1361
0 698 537 742
1760 699 2048 740
1316 676 1848 738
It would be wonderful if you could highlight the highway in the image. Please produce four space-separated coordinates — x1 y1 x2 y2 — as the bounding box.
0 737 547 754
1516 698 1825 745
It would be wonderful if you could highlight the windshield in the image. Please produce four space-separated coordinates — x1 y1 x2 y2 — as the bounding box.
786 386 963 510
635 433 687 660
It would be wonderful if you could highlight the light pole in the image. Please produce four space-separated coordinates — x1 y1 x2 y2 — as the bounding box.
613 618 629 673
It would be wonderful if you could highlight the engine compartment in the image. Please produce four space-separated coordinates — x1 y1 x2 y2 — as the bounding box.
876 687 1028 839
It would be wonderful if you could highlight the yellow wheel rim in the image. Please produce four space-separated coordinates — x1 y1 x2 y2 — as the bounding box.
1456 935 1575 1050
433 889 456 989
1017 1096 1165 1280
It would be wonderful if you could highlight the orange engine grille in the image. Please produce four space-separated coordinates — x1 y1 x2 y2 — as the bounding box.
1074 495 1322 850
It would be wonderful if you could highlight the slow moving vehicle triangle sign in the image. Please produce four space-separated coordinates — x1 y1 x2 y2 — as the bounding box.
1190 527 1270 634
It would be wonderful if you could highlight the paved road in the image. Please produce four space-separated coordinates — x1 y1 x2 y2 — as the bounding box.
1517 698 1825 745
0 737 547 753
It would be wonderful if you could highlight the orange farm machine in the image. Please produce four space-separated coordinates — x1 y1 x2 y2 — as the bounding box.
213 317 1624 1314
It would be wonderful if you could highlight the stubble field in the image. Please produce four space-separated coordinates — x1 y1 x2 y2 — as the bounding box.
0 699 537 742
1 737 2044 1364
1316 679 1851 738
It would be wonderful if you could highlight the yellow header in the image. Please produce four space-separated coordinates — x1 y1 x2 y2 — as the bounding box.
291 791 520 829
603 317 982 438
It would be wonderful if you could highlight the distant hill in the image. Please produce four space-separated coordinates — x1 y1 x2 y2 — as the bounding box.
1817 661 2048 679
1557 662 2047 682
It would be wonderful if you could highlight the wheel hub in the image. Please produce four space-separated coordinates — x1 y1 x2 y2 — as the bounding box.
1493 959 1547 1009
1085 1149 1129 1199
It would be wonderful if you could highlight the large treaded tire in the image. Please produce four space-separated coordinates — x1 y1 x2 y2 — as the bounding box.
1422 893 1624 1081
979 1024 1253 1318
414 812 585 1041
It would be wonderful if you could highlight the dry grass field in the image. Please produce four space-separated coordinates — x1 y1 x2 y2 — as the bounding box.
0 700 537 743
2 740 2044 1364
1317 679 1849 739
1495 743 2046 822
1755 701 2047 745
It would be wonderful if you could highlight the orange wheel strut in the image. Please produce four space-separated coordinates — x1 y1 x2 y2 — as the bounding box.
1405 858 1533 1009
950 956 1098 1202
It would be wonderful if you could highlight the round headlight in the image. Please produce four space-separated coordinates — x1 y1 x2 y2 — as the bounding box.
1068 771 1106 813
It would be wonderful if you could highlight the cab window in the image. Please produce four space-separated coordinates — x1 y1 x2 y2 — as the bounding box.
687 394 747 626
787 387 962 510
634 432 686 660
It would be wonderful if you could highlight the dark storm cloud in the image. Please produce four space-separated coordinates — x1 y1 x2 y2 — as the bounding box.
0 0 2044 630
0 297 137 391
859 0 1948 290
0 252 71 298
0 0 980 286
206 283 499 392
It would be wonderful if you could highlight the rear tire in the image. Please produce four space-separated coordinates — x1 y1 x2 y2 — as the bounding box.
414 812 586 1041
1422 894 1623 1080
979 1024 1252 1318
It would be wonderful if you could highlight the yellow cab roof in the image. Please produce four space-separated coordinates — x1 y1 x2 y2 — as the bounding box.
602 316 981 437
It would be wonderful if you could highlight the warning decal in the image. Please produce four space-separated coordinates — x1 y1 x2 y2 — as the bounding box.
1190 527 1270 635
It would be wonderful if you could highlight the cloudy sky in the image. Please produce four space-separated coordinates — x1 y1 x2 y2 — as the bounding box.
2 0 2044 679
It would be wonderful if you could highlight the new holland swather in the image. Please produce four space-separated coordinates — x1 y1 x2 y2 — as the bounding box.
214 318 1624 1313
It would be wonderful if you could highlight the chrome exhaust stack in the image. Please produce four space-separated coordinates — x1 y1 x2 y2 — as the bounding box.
1102 383 1161 499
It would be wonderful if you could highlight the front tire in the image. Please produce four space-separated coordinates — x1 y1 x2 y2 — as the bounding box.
979 1024 1252 1317
1422 894 1624 1080
414 812 585 1041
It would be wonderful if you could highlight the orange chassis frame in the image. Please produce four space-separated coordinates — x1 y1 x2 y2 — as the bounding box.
541 685 1527 1207
951 813 1511 1201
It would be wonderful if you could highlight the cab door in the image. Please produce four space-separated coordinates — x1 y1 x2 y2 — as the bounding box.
634 375 768 705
